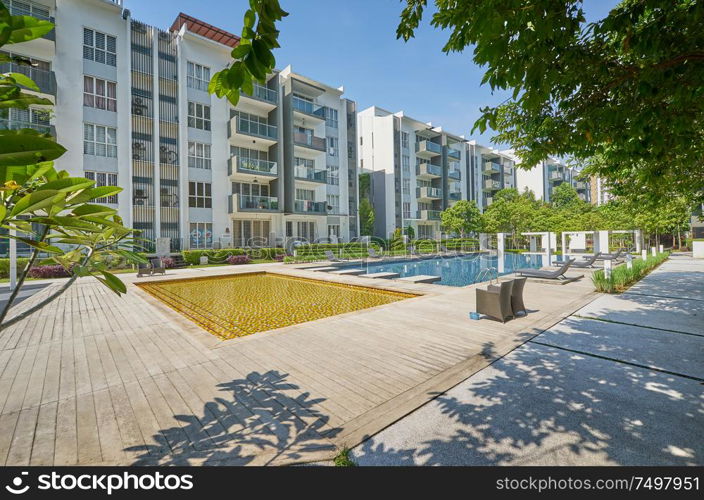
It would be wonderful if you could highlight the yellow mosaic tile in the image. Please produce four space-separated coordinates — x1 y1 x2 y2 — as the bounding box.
137 272 417 340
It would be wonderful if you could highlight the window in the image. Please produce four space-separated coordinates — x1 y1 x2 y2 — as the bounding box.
402 155 410 174
327 136 338 156
327 164 339 185
324 107 338 128
402 178 410 195
295 188 314 201
403 202 411 219
189 222 212 249
188 181 212 208
401 132 409 149
188 141 211 170
83 123 117 158
7 0 50 20
328 224 340 238
187 62 210 91
84 171 118 204
83 28 116 66
187 101 211 130
327 194 340 213
83 76 116 111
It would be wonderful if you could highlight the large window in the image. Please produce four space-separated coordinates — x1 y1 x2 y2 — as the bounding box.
187 101 211 130
324 107 338 128
83 123 117 158
327 136 339 156
7 0 50 20
83 76 116 111
84 171 118 204
189 222 212 249
187 62 210 91
188 181 212 208
187 141 211 170
401 132 409 149
83 28 116 67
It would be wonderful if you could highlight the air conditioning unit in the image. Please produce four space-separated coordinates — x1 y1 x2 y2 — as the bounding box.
132 97 143 105
133 107 144 115
132 153 142 160
133 142 145 150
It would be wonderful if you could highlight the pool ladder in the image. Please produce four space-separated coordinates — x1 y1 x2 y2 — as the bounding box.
475 266 499 285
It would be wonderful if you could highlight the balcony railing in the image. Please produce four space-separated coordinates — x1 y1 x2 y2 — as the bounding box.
243 83 278 104
293 132 326 151
294 166 327 183
417 186 442 199
420 210 441 221
484 179 501 190
292 96 326 119
483 162 501 173
416 163 442 178
229 156 277 176
449 191 462 201
447 148 461 160
574 181 588 190
448 169 461 180
0 62 56 95
294 200 327 214
416 140 442 156
233 116 277 140
0 118 52 134
549 170 565 181
236 194 279 212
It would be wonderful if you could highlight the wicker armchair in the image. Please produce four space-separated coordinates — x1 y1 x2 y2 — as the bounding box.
476 280 514 323
490 277 527 317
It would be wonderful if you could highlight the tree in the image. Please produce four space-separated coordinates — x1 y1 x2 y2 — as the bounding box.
359 198 375 236
550 183 582 210
403 224 415 240
0 4 144 331
397 0 704 203
440 200 483 237
482 189 537 234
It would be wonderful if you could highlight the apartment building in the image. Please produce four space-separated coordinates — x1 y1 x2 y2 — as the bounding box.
466 141 516 210
506 151 591 203
591 175 613 206
3 0 358 252
358 107 467 239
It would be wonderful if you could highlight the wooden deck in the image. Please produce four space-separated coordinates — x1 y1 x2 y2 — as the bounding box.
0 263 598 466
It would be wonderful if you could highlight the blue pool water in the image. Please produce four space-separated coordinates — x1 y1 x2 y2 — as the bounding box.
346 253 546 287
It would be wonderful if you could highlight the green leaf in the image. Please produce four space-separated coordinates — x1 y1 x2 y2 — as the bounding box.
9 190 61 217
67 185 122 204
243 9 256 29
0 204 6 222
97 271 127 295
0 92 52 109
37 177 94 193
0 130 65 165
4 72 39 91
7 16 54 44
8 235 63 254
230 44 251 59
71 204 116 217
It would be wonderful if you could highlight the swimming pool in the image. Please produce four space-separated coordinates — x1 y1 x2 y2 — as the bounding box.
138 272 416 339
344 252 546 287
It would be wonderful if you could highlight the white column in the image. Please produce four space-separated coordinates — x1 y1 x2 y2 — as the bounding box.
497 232 505 274
9 231 16 291
597 230 610 254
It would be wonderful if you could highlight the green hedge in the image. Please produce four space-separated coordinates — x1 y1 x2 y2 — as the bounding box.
0 258 31 279
181 247 285 265
592 252 669 293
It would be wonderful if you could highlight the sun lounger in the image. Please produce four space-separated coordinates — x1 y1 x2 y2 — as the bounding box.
367 247 385 259
325 250 344 262
595 248 624 261
553 252 602 268
516 259 582 281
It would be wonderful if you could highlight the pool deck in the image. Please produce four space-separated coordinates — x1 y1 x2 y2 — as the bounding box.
0 261 599 466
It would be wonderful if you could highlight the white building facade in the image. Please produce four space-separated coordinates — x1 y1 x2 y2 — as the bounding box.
3 0 358 252
507 151 591 203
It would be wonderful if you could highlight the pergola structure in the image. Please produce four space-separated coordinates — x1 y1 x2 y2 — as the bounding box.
521 231 557 266
561 230 596 257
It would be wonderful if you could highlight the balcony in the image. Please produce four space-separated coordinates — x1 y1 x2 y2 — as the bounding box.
294 199 327 214
294 166 327 184
549 170 565 182
574 181 588 190
415 140 442 158
7 2 54 41
293 132 326 152
230 194 279 214
242 83 278 107
503 166 514 175
292 96 326 121
449 191 462 201
417 186 442 200
447 148 461 161
228 156 277 179
230 116 278 145
483 162 501 174
448 168 461 180
0 62 56 96
416 162 442 179
420 210 441 221
0 118 53 135
483 179 501 191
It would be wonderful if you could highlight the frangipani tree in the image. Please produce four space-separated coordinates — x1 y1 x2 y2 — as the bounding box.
0 3 144 331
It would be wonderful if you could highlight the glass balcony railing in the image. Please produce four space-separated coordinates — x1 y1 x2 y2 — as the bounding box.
416 163 442 178
243 83 278 104
0 62 56 95
0 118 52 134
233 116 277 140
238 195 279 211
230 156 277 176
292 96 326 119
421 210 441 221
417 186 442 199
549 170 565 181
484 179 501 190
294 200 327 214
483 162 501 173
416 140 442 155
448 169 461 180
295 166 327 183
449 191 462 201
447 148 461 160
293 132 326 151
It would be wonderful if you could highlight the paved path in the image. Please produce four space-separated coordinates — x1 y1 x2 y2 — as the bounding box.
0 261 597 466
353 254 704 466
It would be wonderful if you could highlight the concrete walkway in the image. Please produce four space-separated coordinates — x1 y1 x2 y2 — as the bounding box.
352 254 704 466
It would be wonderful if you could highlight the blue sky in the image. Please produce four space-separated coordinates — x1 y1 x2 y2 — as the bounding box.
124 0 619 147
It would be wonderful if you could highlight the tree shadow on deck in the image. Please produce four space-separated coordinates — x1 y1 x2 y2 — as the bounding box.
354 339 703 466
126 370 341 466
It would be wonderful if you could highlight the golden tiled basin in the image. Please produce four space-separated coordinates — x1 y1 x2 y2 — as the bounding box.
138 272 416 339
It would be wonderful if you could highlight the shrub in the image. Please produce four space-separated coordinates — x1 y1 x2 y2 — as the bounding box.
226 254 251 265
182 247 283 265
161 257 175 269
28 265 72 279
274 253 285 262
0 258 30 279
592 252 669 293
